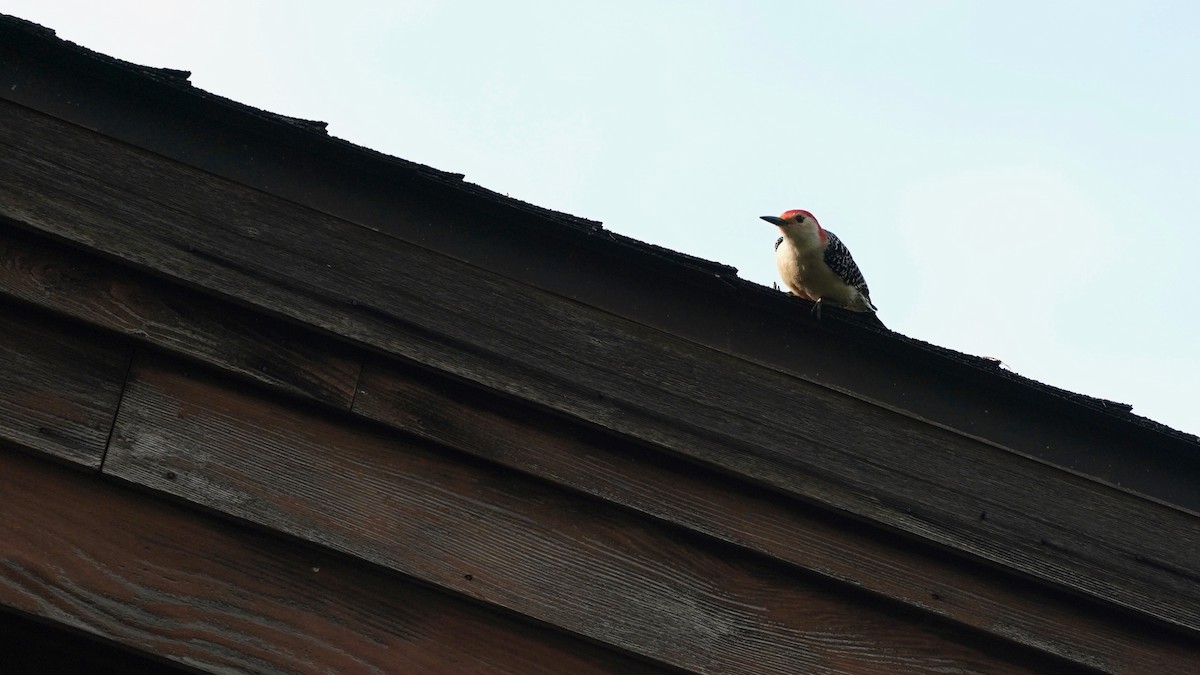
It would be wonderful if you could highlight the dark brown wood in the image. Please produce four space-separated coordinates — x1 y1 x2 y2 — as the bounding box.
353 358 1200 674
0 448 672 675
102 352 1087 675
2 99 1198 636
0 298 130 468
0 223 361 408
0 609 198 674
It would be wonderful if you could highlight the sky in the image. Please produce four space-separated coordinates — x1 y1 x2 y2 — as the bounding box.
5 1 1197 437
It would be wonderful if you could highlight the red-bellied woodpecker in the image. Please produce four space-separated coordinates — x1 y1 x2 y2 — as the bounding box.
761 209 877 316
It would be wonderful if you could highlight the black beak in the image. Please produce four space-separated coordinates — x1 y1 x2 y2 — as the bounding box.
761 216 786 226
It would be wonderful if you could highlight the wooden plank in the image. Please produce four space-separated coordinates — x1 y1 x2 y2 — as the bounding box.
353 358 1200 674
0 223 361 408
1 99 1197 634
103 353 1085 675
0 299 130 468
0 608 198 674
0 449 670 675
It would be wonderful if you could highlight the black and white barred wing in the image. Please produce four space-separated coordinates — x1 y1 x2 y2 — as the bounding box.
822 230 871 299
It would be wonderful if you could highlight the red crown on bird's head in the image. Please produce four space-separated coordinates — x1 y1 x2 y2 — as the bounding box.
780 209 817 224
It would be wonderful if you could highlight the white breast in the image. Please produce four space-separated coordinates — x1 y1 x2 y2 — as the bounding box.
775 238 818 300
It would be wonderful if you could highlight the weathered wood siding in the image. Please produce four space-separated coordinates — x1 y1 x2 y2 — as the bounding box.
354 358 1200 672
0 302 129 468
2 229 1193 671
0 217 360 407
0 449 664 674
0 85 1198 672
100 351 1086 674
1 99 1197 638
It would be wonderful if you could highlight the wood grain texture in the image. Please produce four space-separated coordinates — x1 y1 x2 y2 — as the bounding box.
0 608 200 674
0 223 361 408
0 299 130 468
103 353 1085 675
0 449 671 675
2 99 1197 635
353 358 1200 674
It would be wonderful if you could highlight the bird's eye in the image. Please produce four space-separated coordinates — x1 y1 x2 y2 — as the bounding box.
795 215 805 222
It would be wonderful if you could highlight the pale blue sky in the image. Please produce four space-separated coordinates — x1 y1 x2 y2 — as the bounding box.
7 1 1198 436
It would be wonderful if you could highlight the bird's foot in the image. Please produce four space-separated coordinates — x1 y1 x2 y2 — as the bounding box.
810 298 824 320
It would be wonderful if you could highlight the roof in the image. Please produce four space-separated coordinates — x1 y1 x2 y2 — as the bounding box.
2 13 1199 673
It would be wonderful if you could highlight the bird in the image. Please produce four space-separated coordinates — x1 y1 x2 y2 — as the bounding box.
761 209 876 317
